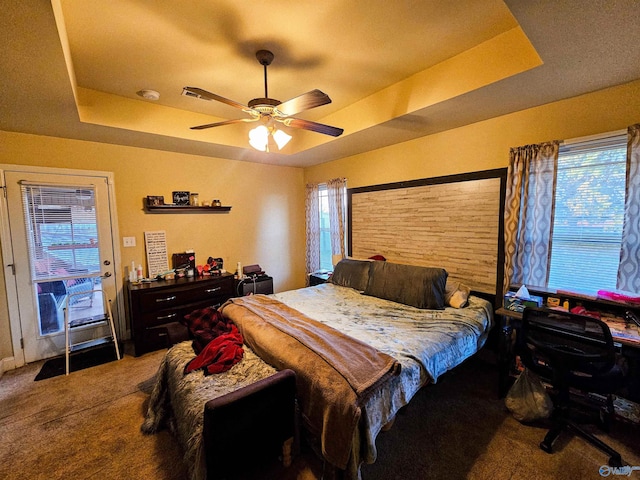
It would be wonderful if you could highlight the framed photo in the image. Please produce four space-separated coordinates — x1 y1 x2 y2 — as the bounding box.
173 191 189 205
146 195 165 206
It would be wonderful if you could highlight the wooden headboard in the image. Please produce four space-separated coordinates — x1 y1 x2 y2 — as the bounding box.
348 169 506 305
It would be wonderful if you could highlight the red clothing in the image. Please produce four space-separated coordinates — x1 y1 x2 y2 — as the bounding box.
184 324 244 375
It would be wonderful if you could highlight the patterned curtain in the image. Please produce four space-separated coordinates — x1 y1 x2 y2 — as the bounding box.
327 177 347 262
617 124 640 293
503 141 559 296
305 183 320 284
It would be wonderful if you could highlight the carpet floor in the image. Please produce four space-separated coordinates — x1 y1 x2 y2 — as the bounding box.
0 344 638 480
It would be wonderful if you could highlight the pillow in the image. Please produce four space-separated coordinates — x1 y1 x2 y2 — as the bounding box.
330 258 372 292
364 261 448 309
445 280 471 308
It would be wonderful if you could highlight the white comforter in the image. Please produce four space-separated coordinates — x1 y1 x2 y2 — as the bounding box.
272 283 494 471
274 283 493 384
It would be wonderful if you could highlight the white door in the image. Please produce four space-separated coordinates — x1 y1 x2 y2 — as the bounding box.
2 169 119 364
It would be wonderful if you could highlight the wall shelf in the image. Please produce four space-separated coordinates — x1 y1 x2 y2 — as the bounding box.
144 205 232 214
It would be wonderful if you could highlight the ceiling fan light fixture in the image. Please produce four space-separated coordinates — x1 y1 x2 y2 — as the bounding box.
273 129 292 149
249 125 270 152
248 125 291 152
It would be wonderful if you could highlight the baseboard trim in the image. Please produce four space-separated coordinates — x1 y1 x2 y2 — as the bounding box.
0 356 17 377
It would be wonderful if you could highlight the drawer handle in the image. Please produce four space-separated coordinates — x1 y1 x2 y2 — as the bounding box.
156 313 177 321
205 287 222 294
155 295 177 303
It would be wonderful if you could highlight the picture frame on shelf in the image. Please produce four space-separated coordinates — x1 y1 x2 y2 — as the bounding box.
172 191 190 205
146 195 165 206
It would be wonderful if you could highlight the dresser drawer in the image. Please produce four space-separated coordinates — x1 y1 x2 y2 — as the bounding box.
135 322 188 355
138 289 182 311
128 273 235 356
187 279 234 304
137 276 233 312
140 308 183 328
139 297 228 329
139 324 173 353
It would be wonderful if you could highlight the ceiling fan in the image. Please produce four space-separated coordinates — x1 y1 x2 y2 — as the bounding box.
182 50 343 151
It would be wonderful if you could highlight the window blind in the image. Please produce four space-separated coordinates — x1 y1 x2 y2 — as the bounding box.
547 135 627 293
21 183 101 283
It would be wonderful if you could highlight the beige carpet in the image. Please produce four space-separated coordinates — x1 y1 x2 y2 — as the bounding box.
0 345 638 480
0 347 189 480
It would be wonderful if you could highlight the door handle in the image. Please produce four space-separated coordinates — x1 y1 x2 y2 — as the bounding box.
103 271 112 278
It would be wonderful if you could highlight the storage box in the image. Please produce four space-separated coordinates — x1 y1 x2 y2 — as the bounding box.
503 291 544 313
172 252 195 271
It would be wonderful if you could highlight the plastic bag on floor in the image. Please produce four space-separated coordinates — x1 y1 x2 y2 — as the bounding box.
505 367 553 422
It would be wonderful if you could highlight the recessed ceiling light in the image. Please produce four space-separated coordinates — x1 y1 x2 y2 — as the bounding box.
136 89 160 101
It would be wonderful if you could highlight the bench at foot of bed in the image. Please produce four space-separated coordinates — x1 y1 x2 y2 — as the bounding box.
203 368 297 480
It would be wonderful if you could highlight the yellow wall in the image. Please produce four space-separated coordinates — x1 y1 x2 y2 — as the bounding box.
2 78 640 365
305 79 640 188
0 133 305 361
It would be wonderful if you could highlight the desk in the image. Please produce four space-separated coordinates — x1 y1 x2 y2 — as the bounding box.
497 307 640 347
496 307 640 403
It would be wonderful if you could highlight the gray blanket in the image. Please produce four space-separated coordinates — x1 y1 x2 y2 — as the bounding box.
141 341 277 480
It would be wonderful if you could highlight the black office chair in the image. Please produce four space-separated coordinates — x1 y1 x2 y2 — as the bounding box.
516 307 627 467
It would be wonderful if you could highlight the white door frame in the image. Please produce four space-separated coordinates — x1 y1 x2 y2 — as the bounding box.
0 164 124 368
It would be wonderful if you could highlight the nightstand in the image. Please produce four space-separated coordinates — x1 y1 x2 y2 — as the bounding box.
234 276 274 296
309 271 331 286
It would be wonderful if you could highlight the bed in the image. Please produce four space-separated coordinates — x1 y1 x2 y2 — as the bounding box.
142 258 494 480
142 171 505 479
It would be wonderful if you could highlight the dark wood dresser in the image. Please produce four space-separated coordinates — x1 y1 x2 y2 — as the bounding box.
127 273 234 356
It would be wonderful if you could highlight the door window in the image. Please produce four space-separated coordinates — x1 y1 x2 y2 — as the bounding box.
21 184 104 335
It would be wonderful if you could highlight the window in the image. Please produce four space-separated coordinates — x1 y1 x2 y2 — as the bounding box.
506 126 640 296
306 179 347 277
318 185 333 271
547 135 627 293
22 185 101 281
21 184 103 334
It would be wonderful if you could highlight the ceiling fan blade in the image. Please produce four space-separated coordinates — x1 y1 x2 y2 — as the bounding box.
282 118 344 137
190 118 257 130
276 90 332 117
183 86 250 111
